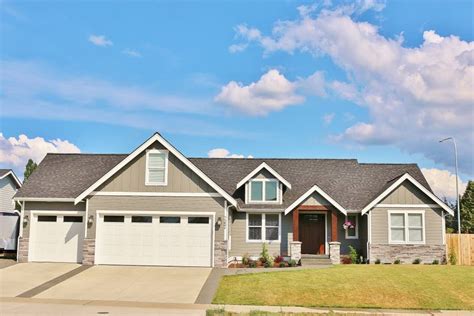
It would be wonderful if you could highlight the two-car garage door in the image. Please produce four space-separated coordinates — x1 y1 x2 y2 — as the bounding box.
95 213 213 267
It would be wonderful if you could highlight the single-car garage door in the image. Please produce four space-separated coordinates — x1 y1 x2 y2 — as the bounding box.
95 213 213 267
29 212 85 263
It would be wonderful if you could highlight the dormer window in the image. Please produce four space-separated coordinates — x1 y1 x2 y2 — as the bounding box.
249 179 279 203
145 149 168 185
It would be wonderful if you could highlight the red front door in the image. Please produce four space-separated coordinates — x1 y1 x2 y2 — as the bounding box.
299 213 326 254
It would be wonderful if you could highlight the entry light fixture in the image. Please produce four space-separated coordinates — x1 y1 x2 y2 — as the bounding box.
23 215 29 226
88 215 94 226
217 217 222 226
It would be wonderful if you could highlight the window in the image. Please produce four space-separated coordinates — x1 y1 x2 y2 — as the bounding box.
104 216 124 223
132 216 152 223
38 215 57 222
389 211 424 244
247 213 281 242
249 179 279 203
345 214 358 239
160 216 180 224
64 216 83 223
146 149 168 185
188 217 209 224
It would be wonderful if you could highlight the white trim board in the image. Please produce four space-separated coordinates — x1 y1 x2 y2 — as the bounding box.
236 162 292 189
74 133 237 207
95 210 216 216
13 198 80 202
376 204 441 208
284 184 347 215
360 173 454 216
90 191 222 198
0 170 22 188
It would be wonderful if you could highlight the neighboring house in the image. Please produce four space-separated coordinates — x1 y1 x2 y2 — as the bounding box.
0 169 22 251
13 133 453 266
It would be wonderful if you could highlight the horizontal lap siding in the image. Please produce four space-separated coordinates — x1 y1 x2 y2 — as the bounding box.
229 211 292 257
0 177 17 210
87 195 225 240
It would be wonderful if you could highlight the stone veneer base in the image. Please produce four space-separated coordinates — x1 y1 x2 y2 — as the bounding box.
214 240 228 268
17 237 29 263
370 244 446 264
82 238 95 265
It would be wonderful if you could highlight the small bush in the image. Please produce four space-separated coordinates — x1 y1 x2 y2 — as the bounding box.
394 259 401 264
348 245 358 264
375 258 381 264
341 256 352 264
274 255 284 263
249 260 257 268
288 259 297 267
279 261 286 268
259 243 273 264
241 253 250 266
449 250 457 265
413 258 421 264
432 259 439 265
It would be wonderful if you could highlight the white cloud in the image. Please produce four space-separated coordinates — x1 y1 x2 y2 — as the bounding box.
207 148 253 158
215 69 305 116
122 48 142 58
323 113 335 125
422 168 467 200
88 34 113 47
232 6 474 174
0 133 80 178
229 43 248 53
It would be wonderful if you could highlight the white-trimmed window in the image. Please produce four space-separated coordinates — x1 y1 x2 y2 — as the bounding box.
145 149 168 185
248 179 279 203
247 213 281 242
389 211 425 244
345 214 359 239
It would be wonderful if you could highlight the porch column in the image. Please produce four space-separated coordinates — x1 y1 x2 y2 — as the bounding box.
331 211 338 241
292 207 299 241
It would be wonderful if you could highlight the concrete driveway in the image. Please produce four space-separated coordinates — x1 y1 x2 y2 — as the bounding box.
36 265 212 304
0 263 80 297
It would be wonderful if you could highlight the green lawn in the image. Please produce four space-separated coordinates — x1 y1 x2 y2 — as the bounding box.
213 265 474 310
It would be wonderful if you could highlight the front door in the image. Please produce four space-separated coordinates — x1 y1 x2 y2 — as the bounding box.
299 213 325 254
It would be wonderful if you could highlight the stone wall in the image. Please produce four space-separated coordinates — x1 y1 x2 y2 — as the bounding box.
329 241 341 264
17 237 28 263
370 244 445 264
82 238 95 265
214 240 228 267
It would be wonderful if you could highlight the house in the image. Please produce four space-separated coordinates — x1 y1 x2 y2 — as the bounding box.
0 169 22 251
13 133 453 266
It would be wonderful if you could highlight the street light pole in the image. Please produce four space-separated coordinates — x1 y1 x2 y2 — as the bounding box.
439 137 461 234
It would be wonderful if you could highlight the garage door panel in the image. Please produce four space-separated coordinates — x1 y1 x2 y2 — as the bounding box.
96 214 212 267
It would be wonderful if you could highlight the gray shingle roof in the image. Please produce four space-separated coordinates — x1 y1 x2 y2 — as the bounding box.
15 153 431 211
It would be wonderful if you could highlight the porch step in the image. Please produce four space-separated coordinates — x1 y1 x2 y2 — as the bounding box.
300 255 332 266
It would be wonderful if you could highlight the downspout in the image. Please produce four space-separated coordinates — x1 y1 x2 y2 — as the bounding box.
17 200 25 263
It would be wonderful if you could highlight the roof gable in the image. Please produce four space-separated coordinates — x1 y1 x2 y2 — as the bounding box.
284 184 347 215
236 162 292 189
74 133 237 206
0 170 21 188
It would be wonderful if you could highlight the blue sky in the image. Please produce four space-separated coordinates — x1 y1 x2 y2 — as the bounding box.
1 0 473 198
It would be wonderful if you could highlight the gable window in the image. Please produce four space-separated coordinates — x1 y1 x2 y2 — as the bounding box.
249 179 279 203
345 214 358 239
247 213 281 242
389 211 425 244
146 149 168 185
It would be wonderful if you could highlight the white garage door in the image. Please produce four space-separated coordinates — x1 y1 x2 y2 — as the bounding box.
29 212 84 263
95 213 213 267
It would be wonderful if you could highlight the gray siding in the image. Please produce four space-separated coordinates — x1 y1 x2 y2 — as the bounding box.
371 206 443 244
337 213 368 257
301 192 330 206
22 202 85 238
98 142 215 193
87 195 225 240
0 177 17 210
229 211 292 257
380 181 433 204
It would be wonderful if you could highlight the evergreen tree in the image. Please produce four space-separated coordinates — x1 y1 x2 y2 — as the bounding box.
460 181 474 233
24 159 38 181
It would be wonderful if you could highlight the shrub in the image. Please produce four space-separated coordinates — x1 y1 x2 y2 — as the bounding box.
413 258 421 264
394 259 401 264
288 259 297 267
259 243 272 264
348 245 358 264
248 260 257 268
279 261 286 268
241 253 250 266
432 259 439 265
274 255 284 263
449 250 457 265
341 256 352 264
375 258 381 264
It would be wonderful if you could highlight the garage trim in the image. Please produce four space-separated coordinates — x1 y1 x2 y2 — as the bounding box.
95 210 216 267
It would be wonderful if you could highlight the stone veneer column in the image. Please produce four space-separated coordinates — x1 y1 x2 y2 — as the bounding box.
290 241 302 262
82 238 95 265
17 237 29 263
214 240 228 268
329 241 341 264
